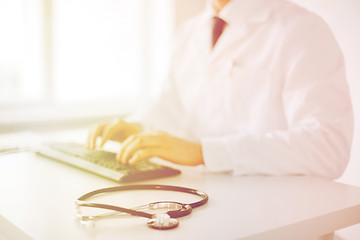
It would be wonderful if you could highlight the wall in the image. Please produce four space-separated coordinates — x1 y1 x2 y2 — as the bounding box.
174 0 206 27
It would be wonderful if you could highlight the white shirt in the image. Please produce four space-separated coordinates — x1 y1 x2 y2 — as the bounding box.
141 0 353 179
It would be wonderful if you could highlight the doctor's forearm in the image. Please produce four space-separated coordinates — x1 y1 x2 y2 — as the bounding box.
201 123 352 179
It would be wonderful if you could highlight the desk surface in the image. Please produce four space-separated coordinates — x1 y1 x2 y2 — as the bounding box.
1 131 360 240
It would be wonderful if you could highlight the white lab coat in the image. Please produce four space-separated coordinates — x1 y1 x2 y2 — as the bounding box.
141 0 353 179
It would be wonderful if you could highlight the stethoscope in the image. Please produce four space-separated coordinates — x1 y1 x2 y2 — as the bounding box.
75 184 209 230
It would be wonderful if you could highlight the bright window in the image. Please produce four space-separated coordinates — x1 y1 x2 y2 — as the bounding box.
53 0 144 102
0 0 44 105
0 0 174 129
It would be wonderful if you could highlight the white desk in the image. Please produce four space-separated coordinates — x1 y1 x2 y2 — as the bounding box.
1 131 360 240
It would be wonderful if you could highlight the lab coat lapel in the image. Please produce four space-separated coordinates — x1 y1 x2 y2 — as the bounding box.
193 19 212 63
209 25 249 63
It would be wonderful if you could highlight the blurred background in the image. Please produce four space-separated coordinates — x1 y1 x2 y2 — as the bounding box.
1 0 360 177
0 0 360 238
0 0 206 132
1 0 360 179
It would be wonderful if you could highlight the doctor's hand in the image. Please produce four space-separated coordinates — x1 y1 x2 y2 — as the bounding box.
86 118 143 150
117 131 204 166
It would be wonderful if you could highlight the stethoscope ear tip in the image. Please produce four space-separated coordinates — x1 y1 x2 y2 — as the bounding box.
147 213 179 230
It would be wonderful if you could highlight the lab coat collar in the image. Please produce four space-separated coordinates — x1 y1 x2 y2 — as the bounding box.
204 0 283 25
198 0 284 59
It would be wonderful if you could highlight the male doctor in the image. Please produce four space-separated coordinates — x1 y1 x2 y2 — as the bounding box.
86 0 353 179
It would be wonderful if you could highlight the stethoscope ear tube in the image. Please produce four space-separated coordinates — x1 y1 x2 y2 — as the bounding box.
76 200 153 219
166 203 192 218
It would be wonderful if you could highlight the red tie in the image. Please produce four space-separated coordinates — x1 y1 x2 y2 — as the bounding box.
212 17 227 48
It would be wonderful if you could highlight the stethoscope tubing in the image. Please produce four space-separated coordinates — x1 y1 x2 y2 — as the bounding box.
76 184 209 219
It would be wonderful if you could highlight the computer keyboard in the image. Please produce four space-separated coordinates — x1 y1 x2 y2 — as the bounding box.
36 142 181 183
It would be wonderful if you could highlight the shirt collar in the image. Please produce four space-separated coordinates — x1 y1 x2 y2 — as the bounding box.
203 0 283 25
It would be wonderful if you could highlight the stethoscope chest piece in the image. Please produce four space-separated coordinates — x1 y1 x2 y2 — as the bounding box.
147 213 179 230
